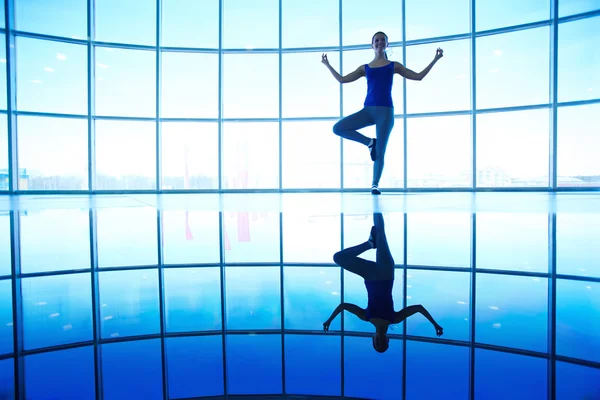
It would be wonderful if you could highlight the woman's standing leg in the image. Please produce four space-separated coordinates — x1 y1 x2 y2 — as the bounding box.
333 108 376 157
370 107 395 194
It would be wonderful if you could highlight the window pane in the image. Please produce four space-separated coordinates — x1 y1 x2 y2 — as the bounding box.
0 35 7 110
476 109 550 187
22 273 93 350
407 270 470 341
556 279 600 363
162 52 218 118
0 280 12 355
343 0 402 46
17 38 87 114
556 362 600 400
558 17 600 103
162 211 220 264
476 274 548 352
25 347 95 400
95 0 156 46
0 1 4 29
283 213 341 263
282 121 340 188
283 52 340 118
343 212 404 264
223 0 278 49
559 0 600 17
0 212 11 275
476 0 549 31
166 336 224 399
97 207 158 267
557 104 600 187
285 335 341 396
0 359 14 400
406 0 469 40
557 213 600 277
17 116 88 190
16 0 87 38
0 116 5 192
476 27 550 109
407 40 470 113
225 267 281 330
282 0 338 48
164 267 221 332
161 0 219 48
95 120 156 190
226 334 282 395
99 269 160 338
407 115 471 188
223 211 280 263
161 122 218 190
102 339 163 400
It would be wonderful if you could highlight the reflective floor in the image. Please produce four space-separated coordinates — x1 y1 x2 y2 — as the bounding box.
0 193 599 400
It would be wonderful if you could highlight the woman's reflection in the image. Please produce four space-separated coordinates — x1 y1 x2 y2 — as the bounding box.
323 212 443 352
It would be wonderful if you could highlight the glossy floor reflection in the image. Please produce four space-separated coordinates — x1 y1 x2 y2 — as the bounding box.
0 193 599 400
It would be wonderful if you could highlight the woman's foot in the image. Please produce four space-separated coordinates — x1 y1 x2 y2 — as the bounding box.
368 138 377 161
371 185 381 195
435 325 444 337
368 226 377 249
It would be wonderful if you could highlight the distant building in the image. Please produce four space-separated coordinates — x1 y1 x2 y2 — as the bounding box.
0 169 30 190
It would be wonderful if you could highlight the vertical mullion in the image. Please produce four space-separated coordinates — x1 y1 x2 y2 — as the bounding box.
548 213 557 399
89 209 102 400
469 213 477 400
402 212 407 400
278 0 282 191
219 211 228 396
155 0 162 191
402 0 407 190
87 0 95 192
5 0 17 193
339 0 344 190
549 0 559 190
156 210 168 400
279 212 285 394
217 0 223 192
10 211 23 400
470 0 477 190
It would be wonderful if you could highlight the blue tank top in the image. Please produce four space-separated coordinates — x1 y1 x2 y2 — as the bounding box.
365 279 395 322
364 62 394 108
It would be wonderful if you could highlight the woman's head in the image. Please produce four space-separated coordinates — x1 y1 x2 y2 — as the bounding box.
372 332 390 353
371 31 389 59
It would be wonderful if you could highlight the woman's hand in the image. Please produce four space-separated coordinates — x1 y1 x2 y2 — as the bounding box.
323 320 331 332
434 48 444 61
321 53 330 66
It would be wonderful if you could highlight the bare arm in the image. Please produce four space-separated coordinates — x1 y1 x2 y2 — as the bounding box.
322 54 365 84
323 302 367 331
394 48 444 81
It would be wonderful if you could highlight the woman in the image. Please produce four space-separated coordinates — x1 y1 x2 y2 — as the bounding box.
322 31 444 194
323 212 443 353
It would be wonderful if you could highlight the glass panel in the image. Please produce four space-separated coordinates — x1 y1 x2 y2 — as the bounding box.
222 122 279 189
559 0 600 17
476 109 550 187
476 213 548 272
282 121 340 188
97 207 158 267
95 120 156 190
405 0 469 40
16 0 87 38
556 279 600 363
557 213 600 277
222 211 280 263
161 0 219 48
161 52 218 118
16 38 87 114
0 212 10 275
557 105 600 188
282 0 338 48
25 346 95 400
225 267 281 330
344 336 403 399
475 349 547 399
282 51 340 118
343 0 402 46
101 339 163 400
164 267 221 332
407 213 471 267
285 335 341 396
556 362 600 400
20 210 90 273
0 280 12 355
0 1 4 29
407 115 471 188
161 122 219 190
223 0 278 49
95 47 156 118
0 116 6 192
95 0 156 46
476 27 550 109
162 211 220 264
0 36 7 110
283 267 340 330
406 39 470 113
406 342 469 399
0 359 14 400
226 334 282 395
99 269 160 338
343 212 404 264
166 336 224 399
476 274 548 352
476 0 549 31
282 212 341 263
407 270 470 341
21 273 93 350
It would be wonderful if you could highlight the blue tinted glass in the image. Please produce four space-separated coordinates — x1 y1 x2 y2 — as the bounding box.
0 280 12 355
476 274 548 352
22 273 92 350
556 361 600 400
223 0 278 49
344 336 403 399
0 213 10 276
0 36 7 110
161 211 220 265
282 212 341 262
556 279 600 363
226 334 282 395
166 336 224 398
161 0 219 48
102 339 163 400
15 0 87 38
25 346 95 400
225 267 281 330
406 0 469 40
406 341 469 399
343 0 402 46
0 2 4 29
282 0 338 48
559 0 600 17
283 267 340 331
285 334 341 396
343 213 404 264
222 211 280 263
0 358 13 400
99 269 160 338
95 0 156 46
475 349 547 399
164 267 221 332
476 0 549 31
557 213 600 277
